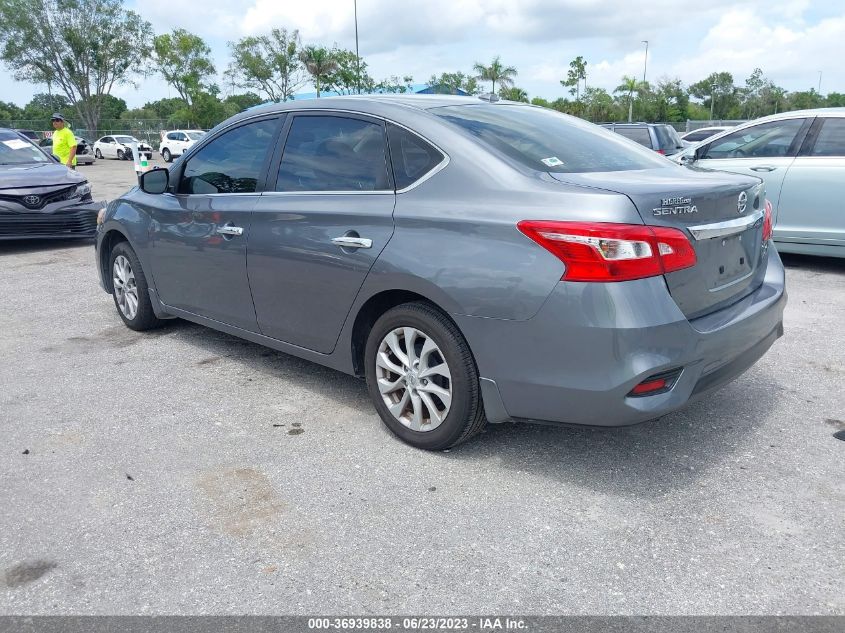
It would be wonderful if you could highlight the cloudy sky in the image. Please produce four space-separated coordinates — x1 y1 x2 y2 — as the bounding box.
2 0 843 108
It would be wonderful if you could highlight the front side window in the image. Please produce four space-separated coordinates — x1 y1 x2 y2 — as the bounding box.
101 137 112 144
434 106 668 173
809 118 845 157
179 118 279 194
703 119 806 159
387 123 444 190
276 115 391 192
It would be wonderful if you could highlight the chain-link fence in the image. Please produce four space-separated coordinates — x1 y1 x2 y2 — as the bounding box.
0 118 205 149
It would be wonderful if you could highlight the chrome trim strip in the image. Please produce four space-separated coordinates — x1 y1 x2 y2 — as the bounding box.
687 209 764 240
709 270 754 293
261 190 394 197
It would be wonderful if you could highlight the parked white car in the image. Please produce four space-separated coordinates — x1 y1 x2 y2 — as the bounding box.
158 130 206 162
93 135 153 161
679 126 734 143
675 108 845 257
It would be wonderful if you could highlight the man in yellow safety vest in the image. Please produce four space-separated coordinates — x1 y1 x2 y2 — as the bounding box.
50 113 77 169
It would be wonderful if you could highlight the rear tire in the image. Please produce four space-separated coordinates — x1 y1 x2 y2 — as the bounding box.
109 242 163 332
365 302 486 450
162 148 171 163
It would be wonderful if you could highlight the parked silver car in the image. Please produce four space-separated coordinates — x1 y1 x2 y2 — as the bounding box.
675 108 845 257
95 96 785 450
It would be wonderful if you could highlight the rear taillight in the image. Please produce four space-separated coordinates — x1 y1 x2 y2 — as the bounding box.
517 221 697 282
762 199 773 242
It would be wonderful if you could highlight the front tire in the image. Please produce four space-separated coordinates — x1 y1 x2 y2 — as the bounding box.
116 149 125 160
109 242 163 331
365 302 486 450
95 148 102 159
161 148 172 162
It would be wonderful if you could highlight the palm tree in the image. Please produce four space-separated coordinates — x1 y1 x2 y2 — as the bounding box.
473 56 518 94
615 75 647 122
499 86 529 102
298 46 338 97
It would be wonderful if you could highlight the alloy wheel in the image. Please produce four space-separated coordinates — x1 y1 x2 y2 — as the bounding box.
112 255 138 320
375 327 453 432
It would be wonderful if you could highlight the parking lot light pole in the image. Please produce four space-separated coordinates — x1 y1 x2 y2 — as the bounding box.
354 0 361 95
710 83 717 122
641 40 648 84
818 70 822 94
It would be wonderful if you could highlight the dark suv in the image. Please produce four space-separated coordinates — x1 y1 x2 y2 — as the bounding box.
0 128 102 240
601 123 687 156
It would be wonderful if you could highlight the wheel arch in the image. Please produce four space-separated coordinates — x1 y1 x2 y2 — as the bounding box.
349 288 466 378
99 228 130 293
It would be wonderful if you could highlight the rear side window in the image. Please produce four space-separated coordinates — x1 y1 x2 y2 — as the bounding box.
810 118 845 157
167 132 179 140
614 127 652 148
276 115 391 192
179 118 278 194
433 105 668 173
387 123 444 190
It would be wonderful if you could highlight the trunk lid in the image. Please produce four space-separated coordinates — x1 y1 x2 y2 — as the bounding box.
550 167 768 319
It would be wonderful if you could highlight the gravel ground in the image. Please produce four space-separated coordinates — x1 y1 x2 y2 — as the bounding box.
0 157 843 615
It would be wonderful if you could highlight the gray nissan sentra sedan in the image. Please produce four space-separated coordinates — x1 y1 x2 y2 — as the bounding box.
94 95 786 450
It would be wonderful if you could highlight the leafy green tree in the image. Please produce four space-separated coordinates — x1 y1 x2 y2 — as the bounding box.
427 71 480 95
22 93 71 121
324 48 375 95
298 46 338 97
227 28 306 102
77 94 127 122
826 93 845 107
689 72 737 119
0 0 152 134
499 86 529 102
0 100 23 122
530 97 551 108
787 89 825 110
561 56 588 102
374 75 415 94
121 107 159 121
152 29 216 106
224 93 264 111
581 87 616 122
615 76 648 122
652 78 689 122
142 98 186 120
473 56 517 94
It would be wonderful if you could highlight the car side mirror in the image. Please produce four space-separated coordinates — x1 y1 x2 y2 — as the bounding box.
140 168 169 194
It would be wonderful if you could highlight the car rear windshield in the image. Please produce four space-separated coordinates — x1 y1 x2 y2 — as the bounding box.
186 132 205 140
0 130 51 164
654 125 684 150
432 105 668 173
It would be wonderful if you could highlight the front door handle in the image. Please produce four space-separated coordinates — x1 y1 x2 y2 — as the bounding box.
332 236 372 249
750 165 777 172
216 223 244 237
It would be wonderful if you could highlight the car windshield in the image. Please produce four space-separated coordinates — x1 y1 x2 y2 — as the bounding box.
432 105 668 173
654 125 684 150
0 130 51 164
115 136 138 144
186 132 205 140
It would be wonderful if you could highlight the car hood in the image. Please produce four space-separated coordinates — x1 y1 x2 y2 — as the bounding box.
0 162 84 190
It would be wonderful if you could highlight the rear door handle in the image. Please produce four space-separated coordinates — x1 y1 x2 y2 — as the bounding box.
750 165 777 172
216 223 244 236
332 236 372 249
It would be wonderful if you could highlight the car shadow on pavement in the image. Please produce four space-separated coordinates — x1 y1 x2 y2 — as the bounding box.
781 252 845 274
152 317 778 500
0 239 94 256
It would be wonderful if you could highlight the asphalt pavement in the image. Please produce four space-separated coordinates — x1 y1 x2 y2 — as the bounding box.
0 157 843 614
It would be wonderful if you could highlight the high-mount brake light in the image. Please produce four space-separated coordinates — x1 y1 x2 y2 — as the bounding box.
517 221 697 282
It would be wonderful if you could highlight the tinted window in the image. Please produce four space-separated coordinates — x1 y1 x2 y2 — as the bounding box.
703 119 805 159
187 132 205 140
434 106 668 173
0 130 51 164
654 125 683 150
810 118 845 157
276 115 390 192
684 129 722 142
101 137 112 143
614 127 653 148
167 132 179 140
180 118 278 194
387 123 444 189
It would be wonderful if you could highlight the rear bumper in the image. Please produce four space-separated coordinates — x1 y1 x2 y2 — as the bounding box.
457 246 786 426
0 200 104 241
